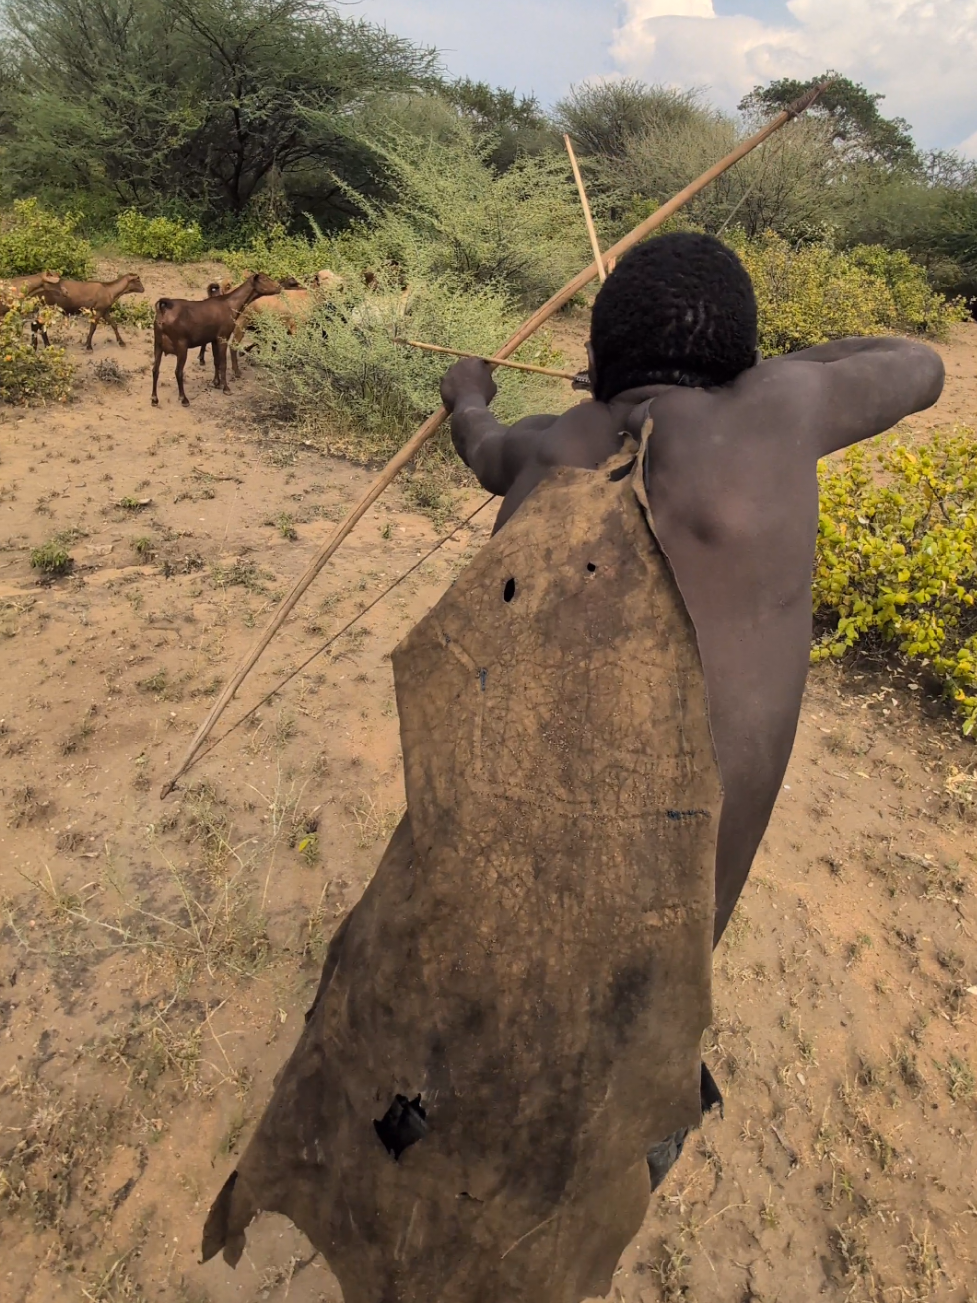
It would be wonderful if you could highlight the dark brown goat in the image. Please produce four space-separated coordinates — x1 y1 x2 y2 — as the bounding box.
152 272 280 406
40 273 145 350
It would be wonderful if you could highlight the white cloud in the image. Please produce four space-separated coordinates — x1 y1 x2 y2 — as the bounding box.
611 0 977 150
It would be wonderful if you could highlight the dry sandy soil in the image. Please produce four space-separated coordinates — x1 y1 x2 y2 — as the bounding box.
1 260 976 1303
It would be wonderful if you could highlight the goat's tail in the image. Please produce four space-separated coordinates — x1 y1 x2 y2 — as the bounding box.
156 297 174 312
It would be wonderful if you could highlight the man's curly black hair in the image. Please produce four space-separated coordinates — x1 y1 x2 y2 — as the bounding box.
589 232 758 401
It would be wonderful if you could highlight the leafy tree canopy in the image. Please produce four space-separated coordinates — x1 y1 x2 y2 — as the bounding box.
438 77 557 170
0 0 439 231
739 73 918 168
554 79 707 160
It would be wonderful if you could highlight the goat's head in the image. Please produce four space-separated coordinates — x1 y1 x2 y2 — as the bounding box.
123 274 145 295
250 272 281 297
206 281 222 297
314 269 343 292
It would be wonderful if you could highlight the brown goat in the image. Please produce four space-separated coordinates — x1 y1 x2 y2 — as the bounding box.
0 272 62 348
229 269 342 377
152 272 280 406
40 273 145 350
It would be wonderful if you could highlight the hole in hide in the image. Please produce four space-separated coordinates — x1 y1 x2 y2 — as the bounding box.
374 1094 428 1160
503 577 516 603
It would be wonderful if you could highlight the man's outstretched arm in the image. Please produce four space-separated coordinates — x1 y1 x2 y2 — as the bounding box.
441 358 557 497
779 337 945 457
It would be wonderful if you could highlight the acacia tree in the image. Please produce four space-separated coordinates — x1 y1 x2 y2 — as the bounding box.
554 80 710 161
0 0 438 228
439 78 556 170
739 73 918 169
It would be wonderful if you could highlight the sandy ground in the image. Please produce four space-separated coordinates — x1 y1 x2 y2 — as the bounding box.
1 263 976 1302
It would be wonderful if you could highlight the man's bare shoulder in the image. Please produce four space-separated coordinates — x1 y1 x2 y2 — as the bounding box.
627 363 816 434
642 337 943 462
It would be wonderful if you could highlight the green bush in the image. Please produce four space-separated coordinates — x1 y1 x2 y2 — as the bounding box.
729 231 966 355
0 297 73 404
250 274 570 464
814 432 977 736
0 199 94 278
222 223 333 285
30 540 74 577
847 244 964 336
343 127 591 307
225 124 590 308
111 298 156 329
116 210 205 262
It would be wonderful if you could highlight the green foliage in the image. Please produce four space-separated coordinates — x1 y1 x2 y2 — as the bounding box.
227 125 589 307
836 169 977 305
439 78 556 169
739 73 918 168
222 222 335 285
116 210 204 261
0 0 437 230
340 126 591 307
30 539 73 576
728 232 965 356
0 198 93 277
555 80 705 160
251 275 569 464
846 245 964 335
111 298 155 329
556 80 837 244
814 432 977 736
0 296 72 403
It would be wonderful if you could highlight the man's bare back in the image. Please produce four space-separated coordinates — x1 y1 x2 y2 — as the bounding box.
441 335 944 944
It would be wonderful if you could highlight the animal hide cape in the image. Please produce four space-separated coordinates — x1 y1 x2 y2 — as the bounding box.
202 431 722 1303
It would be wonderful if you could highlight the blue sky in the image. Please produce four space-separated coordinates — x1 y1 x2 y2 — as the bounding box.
351 0 977 153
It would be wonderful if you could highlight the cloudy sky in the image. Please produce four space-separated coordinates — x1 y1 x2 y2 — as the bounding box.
351 0 977 154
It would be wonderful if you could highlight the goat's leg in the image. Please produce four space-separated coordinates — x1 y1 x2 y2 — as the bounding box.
84 317 98 351
151 339 163 406
212 339 222 389
215 338 231 395
230 322 243 379
175 344 190 406
108 316 126 348
198 344 207 366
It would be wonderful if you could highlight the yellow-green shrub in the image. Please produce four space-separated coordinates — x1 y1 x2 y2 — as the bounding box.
116 210 204 262
729 231 966 355
252 273 569 463
814 431 977 735
111 298 156 329
0 298 73 404
222 223 329 284
0 198 94 278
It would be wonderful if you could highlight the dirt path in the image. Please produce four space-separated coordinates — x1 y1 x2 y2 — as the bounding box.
1 273 975 1302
